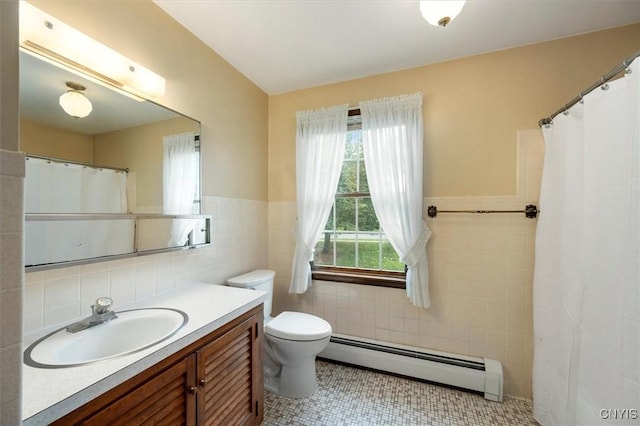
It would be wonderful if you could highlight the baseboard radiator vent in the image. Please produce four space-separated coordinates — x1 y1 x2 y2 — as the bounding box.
318 334 503 402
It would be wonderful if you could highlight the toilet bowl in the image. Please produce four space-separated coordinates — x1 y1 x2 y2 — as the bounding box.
226 270 332 398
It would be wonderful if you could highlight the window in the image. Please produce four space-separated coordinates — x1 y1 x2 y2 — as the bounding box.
163 132 200 215
312 113 406 288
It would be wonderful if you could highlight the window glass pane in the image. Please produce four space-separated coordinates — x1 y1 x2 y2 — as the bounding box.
314 232 333 266
324 204 334 230
358 159 369 193
312 114 405 278
357 235 380 270
381 238 404 271
357 197 379 231
337 160 357 193
344 132 360 160
335 197 355 231
344 131 361 160
335 233 356 268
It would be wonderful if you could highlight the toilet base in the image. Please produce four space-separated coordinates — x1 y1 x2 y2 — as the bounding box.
264 358 318 398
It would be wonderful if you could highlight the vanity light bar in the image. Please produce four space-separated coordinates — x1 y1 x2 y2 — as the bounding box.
19 47 145 103
19 2 166 99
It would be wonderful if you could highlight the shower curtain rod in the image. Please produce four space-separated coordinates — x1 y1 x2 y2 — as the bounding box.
26 154 129 173
538 49 640 127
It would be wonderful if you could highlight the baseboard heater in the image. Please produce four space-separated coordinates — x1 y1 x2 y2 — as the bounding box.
318 333 503 402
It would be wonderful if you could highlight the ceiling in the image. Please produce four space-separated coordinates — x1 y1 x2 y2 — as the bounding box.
154 0 640 95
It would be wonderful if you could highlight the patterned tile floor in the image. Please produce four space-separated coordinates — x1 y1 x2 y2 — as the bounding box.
263 360 538 426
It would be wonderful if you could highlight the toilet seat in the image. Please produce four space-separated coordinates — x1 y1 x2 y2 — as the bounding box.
265 311 332 341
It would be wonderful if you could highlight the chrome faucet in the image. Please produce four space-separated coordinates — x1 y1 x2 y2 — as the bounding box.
66 297 118 333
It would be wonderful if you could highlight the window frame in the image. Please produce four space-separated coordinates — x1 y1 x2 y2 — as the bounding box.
310 109 406 289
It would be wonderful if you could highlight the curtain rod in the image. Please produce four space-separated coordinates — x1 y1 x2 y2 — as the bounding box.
538 49 640 127
26 154 129 173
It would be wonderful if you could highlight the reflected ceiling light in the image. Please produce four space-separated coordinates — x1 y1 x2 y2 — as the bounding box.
19 2 166 98
59 82 93 118
419 0 466 27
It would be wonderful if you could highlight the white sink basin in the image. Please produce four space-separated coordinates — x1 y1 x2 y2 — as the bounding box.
24 308 188 368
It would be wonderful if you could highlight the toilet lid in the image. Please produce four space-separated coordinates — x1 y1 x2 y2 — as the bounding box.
265 311 332 341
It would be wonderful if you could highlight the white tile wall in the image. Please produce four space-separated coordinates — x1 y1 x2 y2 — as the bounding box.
0 149 25 424
23 196 268 336
268 130 545 399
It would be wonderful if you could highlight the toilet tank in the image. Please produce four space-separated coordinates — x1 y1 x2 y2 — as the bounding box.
226 269 275 318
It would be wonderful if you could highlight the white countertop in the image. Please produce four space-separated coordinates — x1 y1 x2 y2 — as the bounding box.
22 283 266 425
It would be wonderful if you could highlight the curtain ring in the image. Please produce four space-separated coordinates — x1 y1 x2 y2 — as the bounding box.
578 94 584 104
625 67 632 75
600 76 609 91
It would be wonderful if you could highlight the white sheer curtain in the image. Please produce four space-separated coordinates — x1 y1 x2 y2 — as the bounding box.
360 93 432 308
290 104 348 294
533 60 639 425
163 131 198 246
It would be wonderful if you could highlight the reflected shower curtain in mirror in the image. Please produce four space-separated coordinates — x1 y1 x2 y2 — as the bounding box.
533 60 639 425
25 157 127 213
163 131 198 246
290 104 348 294
360 93 432 308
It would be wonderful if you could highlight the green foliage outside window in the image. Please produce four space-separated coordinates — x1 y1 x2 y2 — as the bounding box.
314 127 404 272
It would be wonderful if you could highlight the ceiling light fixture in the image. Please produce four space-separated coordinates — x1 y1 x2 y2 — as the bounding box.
19 2 166 99
419 0 467 27
59 82 93 118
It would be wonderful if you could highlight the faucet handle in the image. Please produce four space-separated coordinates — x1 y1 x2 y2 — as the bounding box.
94 297 113 314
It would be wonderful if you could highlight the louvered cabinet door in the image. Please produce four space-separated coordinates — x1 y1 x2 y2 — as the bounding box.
81 354 197 426
196 314 263 426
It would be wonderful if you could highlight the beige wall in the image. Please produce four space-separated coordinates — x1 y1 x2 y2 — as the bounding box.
93 116 199 212
268 24 640 201
30 0 269 202
20 118 93 163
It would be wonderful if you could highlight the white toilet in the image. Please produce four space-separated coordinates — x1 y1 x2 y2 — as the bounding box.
226 269 332 398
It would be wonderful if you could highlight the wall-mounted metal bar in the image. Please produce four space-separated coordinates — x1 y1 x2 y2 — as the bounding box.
25 213 135 221
26 154 129 173
427 204 538 219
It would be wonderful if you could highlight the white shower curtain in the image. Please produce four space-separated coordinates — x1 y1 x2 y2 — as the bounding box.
533 60 639 425
25 157 127 213
360 93 432 308
290 104 348 294
81 167 128 213
163 131 198 246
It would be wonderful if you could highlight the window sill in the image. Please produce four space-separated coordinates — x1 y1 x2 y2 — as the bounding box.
311 268 406 289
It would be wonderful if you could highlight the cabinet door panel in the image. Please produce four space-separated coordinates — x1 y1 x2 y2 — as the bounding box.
197 316 259 426
81 354 196 426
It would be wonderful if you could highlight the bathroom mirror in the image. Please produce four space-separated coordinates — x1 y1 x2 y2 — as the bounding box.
20 50 201 214
20 49 210 270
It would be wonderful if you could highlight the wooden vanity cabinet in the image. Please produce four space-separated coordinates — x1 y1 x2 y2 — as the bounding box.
52 305 264 426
